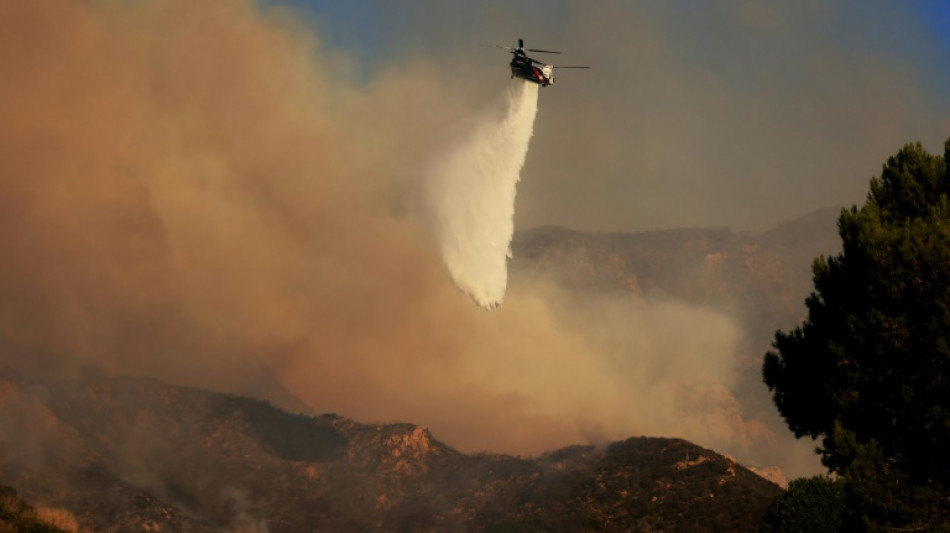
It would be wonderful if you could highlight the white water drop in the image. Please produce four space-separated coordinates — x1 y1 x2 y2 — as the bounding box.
425 81 540 310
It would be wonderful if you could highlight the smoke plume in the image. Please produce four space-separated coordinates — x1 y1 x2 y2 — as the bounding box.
0 0 820 484
425 81 539 309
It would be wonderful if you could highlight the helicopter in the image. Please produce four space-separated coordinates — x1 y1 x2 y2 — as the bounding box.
484 38 589 87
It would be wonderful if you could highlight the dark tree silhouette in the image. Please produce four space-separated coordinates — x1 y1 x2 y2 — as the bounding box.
763 139 950 530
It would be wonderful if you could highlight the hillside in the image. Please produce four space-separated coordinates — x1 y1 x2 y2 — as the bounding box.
0 369 780 532
0 484 70 533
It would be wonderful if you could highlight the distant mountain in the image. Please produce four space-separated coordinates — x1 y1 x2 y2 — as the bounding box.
511 207 843 338
756 206 842 289
0 369 780 532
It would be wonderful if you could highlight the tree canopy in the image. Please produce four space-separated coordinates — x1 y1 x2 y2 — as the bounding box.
763 139 950 530
758 476 845 533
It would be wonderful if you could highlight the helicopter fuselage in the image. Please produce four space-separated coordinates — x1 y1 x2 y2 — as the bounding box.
510 51 555 86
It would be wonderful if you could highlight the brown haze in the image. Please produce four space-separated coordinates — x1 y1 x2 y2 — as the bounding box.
0 0 819 480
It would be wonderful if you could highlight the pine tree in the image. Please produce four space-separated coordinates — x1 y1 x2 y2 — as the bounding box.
763 139 950 530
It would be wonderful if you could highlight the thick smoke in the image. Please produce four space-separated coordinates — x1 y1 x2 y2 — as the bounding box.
0 0 820 484
426 81 539 309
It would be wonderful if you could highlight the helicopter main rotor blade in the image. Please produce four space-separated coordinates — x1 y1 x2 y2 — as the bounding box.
527 48 561 54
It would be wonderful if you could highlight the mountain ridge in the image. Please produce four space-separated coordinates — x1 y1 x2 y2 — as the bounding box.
0 368 780 532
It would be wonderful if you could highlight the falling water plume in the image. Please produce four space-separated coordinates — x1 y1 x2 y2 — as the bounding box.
426 81 540 310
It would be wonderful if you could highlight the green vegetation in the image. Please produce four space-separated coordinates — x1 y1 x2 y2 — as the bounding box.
763 139 950 531
758 476 845 533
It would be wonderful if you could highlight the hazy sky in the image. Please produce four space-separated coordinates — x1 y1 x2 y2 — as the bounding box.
281 0 950 232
